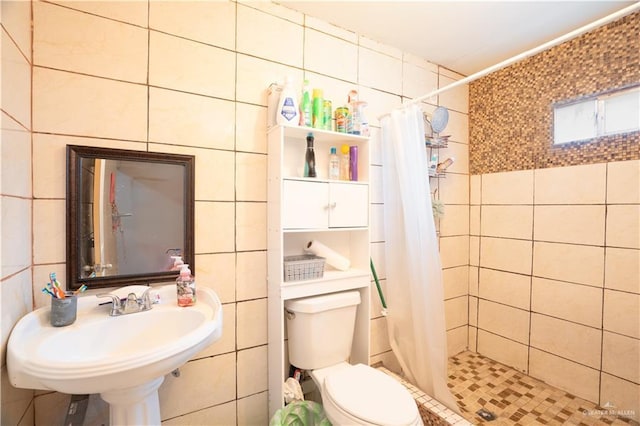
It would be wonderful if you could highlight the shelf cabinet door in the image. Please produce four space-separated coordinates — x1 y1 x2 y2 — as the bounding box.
282 180 368 229
282 180 329 229
329 183 368 228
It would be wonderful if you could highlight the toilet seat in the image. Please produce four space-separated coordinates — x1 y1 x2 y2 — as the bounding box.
319 364 421 426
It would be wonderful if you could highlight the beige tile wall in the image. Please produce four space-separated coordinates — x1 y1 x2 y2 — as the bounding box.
471 160 640 418
4 0 469 424
1 1 35 425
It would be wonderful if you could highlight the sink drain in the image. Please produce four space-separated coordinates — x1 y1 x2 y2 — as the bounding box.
477 408 497 421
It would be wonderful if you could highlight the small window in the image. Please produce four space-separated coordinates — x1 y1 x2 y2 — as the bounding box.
553 85 640 145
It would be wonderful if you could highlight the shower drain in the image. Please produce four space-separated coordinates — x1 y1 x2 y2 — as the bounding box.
476 408 497 421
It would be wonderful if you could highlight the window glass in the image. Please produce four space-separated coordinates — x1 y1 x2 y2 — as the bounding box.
553 86 639 145
554 100 596 144
603 89 640 135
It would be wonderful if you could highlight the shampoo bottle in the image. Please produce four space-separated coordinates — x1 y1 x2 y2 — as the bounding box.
276 76 299 126
176 264 196 307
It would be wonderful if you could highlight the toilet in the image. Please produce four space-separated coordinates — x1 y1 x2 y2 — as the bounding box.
285 291 423 426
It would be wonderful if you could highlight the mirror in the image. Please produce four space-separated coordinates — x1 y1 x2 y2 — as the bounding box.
66 145 195 290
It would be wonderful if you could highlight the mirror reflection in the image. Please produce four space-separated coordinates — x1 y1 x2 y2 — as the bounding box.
67 145 195 290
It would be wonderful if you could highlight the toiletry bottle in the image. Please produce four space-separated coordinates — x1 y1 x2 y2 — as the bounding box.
349 101 368 135
349 146 358 181
359 102 369 137
346 90 358 134
276 76 299 126
304 133 317 178
339 144 350 180
430 154 438 176
335 106 349 133
329 147 339 180
312 88 324 129
176 264 196 307
436 157 455 174
323 100 332 131
300 79 312 127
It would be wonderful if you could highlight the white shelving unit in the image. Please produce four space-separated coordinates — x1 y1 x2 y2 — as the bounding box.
267 125 371 417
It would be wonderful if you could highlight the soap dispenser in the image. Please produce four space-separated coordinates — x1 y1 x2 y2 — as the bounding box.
176 264 196 307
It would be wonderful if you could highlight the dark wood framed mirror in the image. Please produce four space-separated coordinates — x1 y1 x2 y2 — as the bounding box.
66 145 195 290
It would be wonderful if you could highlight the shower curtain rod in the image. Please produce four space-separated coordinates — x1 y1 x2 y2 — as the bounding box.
378 2 640 120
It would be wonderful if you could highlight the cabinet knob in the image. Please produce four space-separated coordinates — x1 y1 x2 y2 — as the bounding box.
330 202 337 209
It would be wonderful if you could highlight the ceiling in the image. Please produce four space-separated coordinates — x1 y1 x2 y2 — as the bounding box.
278 1 637 76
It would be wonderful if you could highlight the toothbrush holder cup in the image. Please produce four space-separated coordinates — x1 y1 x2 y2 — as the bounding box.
50 295 77 327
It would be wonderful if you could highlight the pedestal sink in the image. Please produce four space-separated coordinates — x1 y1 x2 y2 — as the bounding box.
7 284 223 425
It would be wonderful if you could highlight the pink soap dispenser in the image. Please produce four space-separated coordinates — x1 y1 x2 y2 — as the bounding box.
176 264 196 307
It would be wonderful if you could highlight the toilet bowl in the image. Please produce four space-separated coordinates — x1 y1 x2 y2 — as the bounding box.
284 291 423 426
311 363 422 426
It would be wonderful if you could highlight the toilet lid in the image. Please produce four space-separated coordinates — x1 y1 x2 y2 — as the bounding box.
323 364 419 426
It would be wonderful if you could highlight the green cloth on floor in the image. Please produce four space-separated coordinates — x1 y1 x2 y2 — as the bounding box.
269 401 332 426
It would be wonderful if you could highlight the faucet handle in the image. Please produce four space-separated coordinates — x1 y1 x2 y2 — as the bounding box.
139 287 153 309
96 292 119 303
96 293 122 316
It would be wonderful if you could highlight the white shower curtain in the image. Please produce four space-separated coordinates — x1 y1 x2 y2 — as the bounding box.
380 104 459 413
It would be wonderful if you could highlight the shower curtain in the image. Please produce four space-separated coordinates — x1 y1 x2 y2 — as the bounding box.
380 104 459 413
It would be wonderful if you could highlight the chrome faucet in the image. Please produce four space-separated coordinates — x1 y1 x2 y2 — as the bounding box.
96 287 153 316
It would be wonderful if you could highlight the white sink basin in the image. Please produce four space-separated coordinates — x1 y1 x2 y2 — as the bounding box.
7 284 223 425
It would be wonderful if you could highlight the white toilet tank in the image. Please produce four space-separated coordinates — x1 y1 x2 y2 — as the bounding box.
285 291 361 370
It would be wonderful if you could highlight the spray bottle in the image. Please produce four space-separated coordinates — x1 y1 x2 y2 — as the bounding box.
176 264 196 307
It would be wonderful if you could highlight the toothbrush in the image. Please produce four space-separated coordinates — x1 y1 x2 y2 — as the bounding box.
46 282 61 298
50 272 65 298
42 287 56 298
73 284 87 295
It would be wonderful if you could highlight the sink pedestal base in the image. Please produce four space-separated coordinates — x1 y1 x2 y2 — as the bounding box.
100 377 165 426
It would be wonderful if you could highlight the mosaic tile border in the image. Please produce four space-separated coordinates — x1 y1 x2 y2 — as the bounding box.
469 12 640 175
376 366 472 426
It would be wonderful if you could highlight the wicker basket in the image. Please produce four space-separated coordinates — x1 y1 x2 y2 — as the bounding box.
283 255 325 282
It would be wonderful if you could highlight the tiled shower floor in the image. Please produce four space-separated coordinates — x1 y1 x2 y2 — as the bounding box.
448 351 637 425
